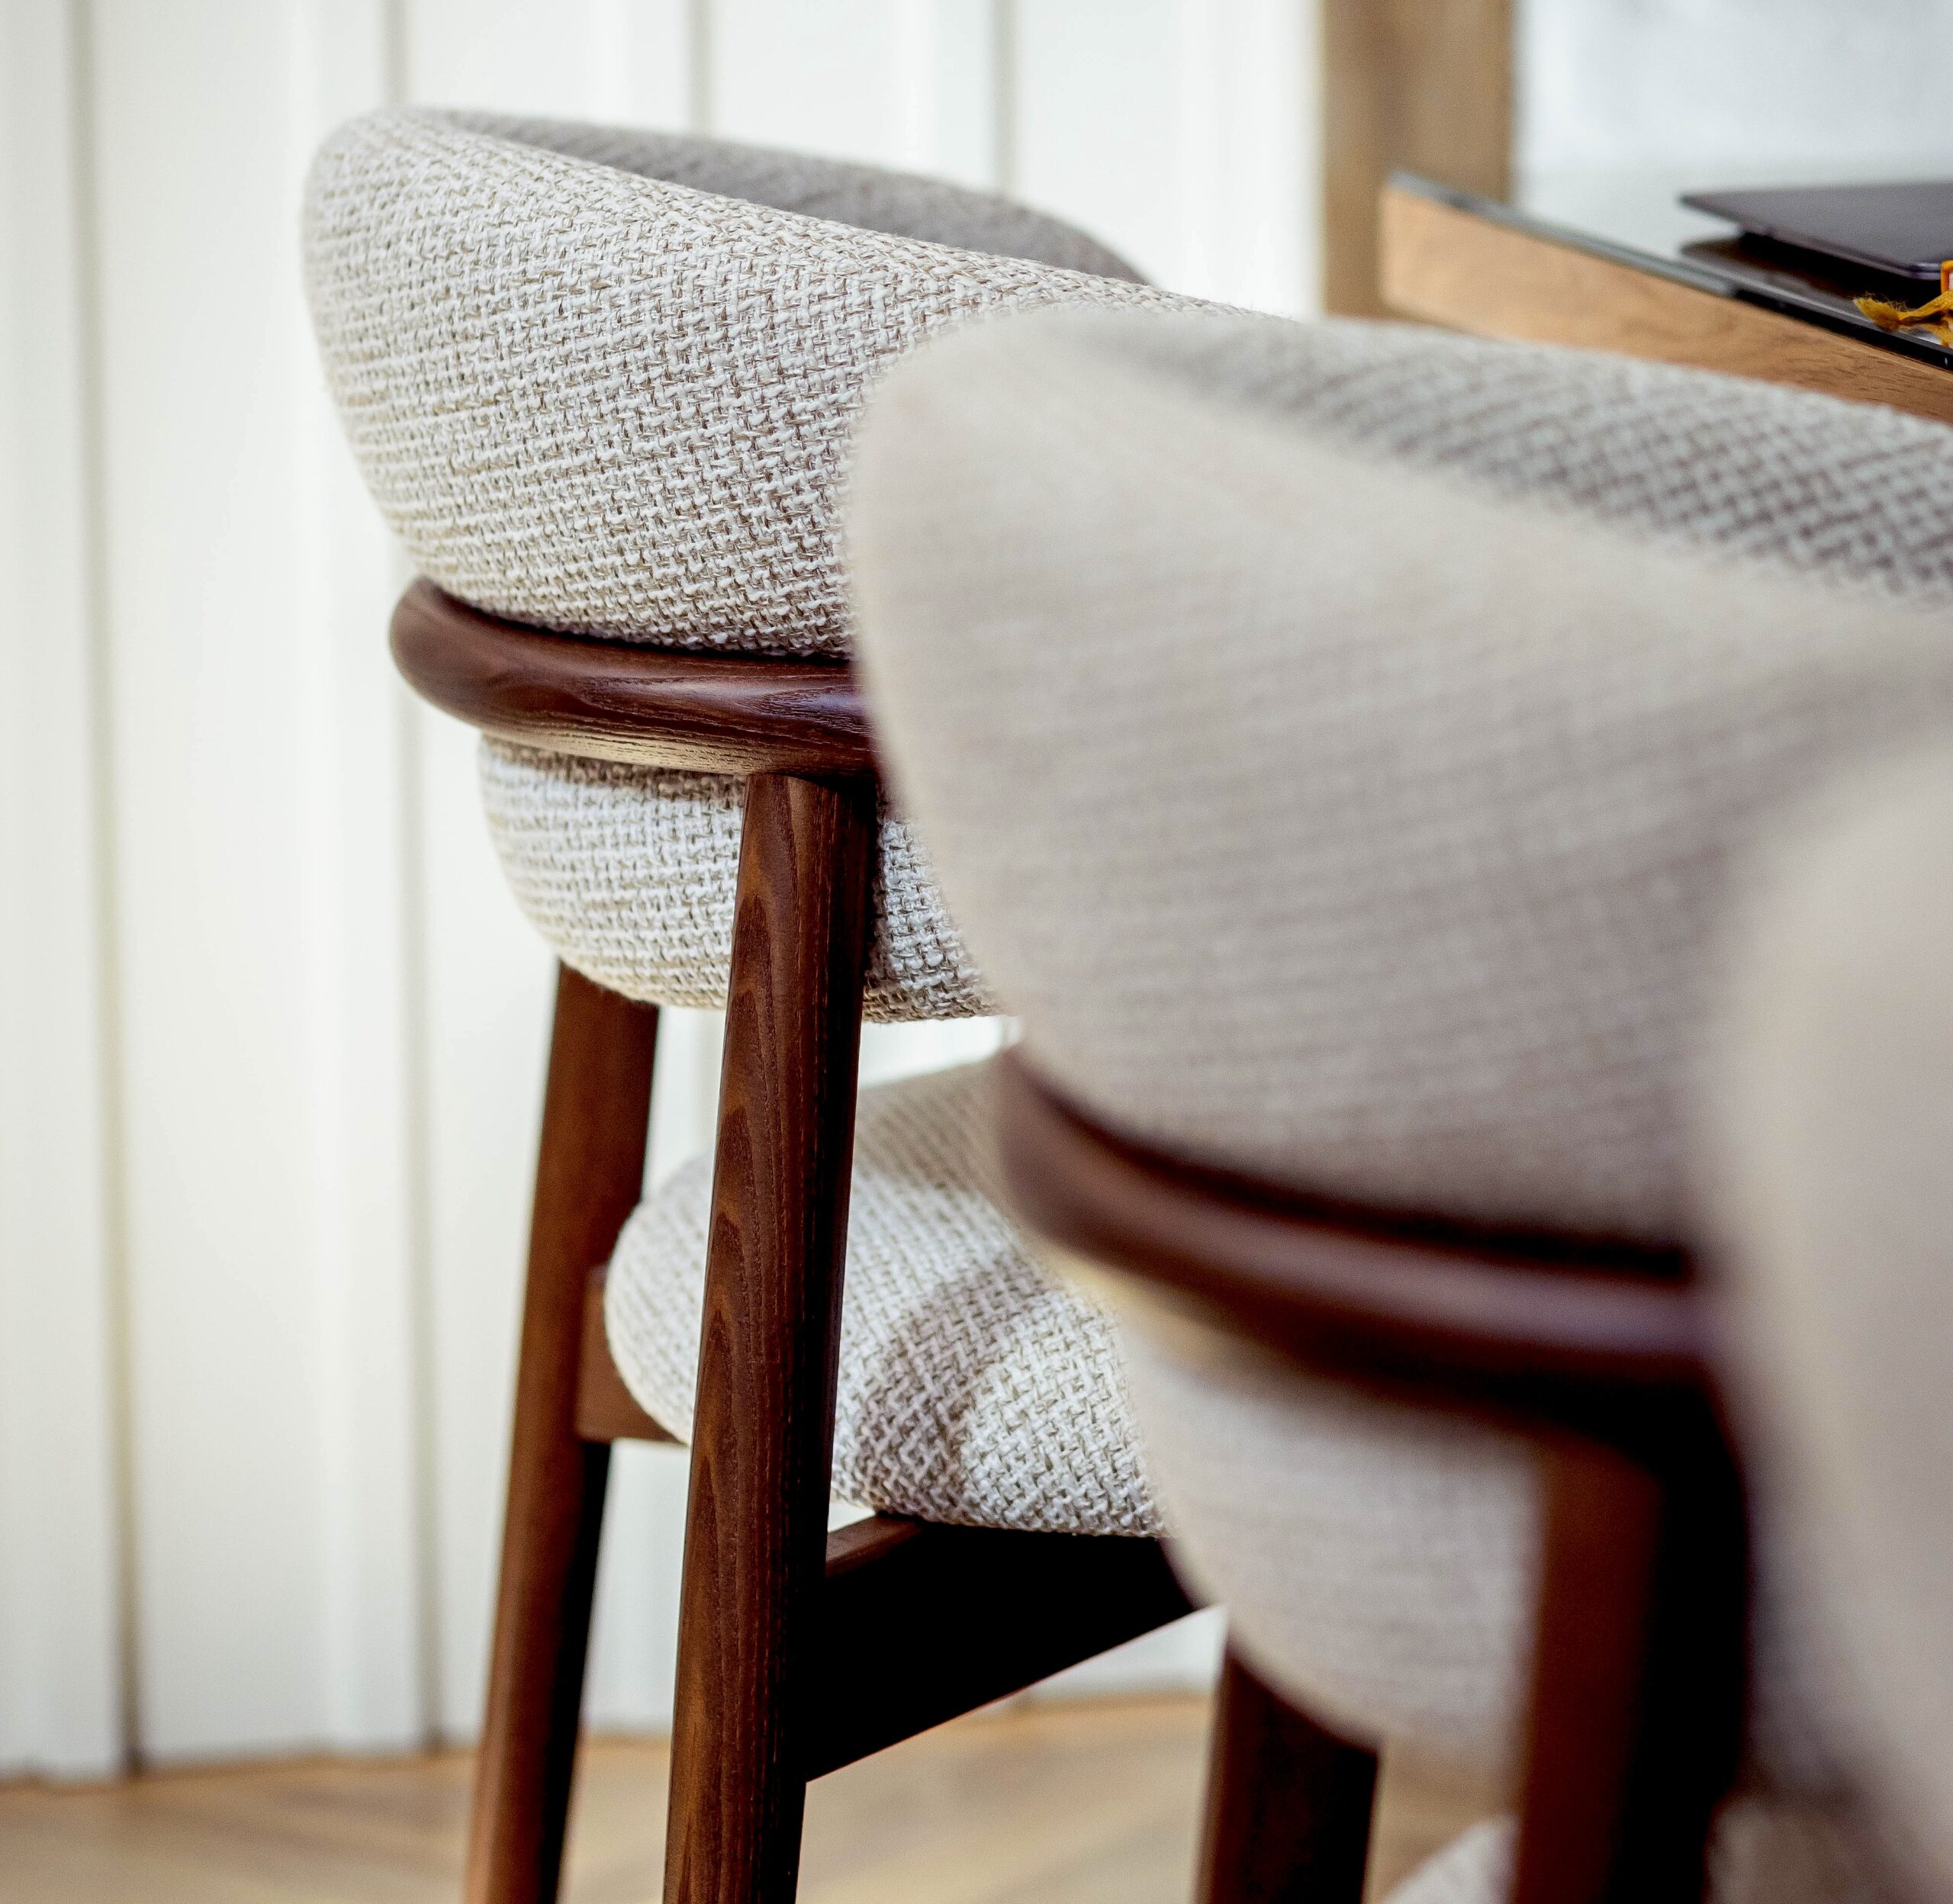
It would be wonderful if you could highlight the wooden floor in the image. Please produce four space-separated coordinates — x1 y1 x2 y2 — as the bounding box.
0 1697 1493 1904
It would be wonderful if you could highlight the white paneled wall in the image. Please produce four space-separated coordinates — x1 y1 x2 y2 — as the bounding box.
0 0 124 1780
5 0 1322 1775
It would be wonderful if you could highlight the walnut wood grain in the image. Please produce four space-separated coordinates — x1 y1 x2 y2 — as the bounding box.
467 970 659 1904
390 581 874 778
574 1267 674 1446
807 1520 1196 1779
993 1052 1706 1426
1510 1423 1745 1904
664 774 876 1904
1324 0 1511 316
1195 1652 1377 1904
1380 182 1953 428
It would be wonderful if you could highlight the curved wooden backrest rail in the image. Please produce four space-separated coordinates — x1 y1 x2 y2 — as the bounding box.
390 578 877 778
995 1051 1713 1422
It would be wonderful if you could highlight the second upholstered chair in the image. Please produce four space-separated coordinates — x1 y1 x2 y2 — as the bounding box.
848 303 1953 1901
304 108 1234 1904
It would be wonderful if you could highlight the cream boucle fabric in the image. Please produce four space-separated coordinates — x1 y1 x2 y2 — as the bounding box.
303 107 1179 657
1383 1806 1889 1904
850 307 1953 1240
1707 743 1953 1899
478 740 990 1018
604 1060 1158 1534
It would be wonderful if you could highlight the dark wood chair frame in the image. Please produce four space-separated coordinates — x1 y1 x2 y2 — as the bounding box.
995 1056 1751 1904
394 581 1381 1904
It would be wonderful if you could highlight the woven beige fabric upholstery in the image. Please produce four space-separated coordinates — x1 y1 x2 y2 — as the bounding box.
1708 743 1953 1899
851 307 1953 1240
604 1060 1158 1534
1383 1806 1887 1904
1118 1319 1539 1767
478 740 990 1018
1117 1303 1841 1782
303 107 1180 658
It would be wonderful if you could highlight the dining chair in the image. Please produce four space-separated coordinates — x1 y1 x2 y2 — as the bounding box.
304 107 1363 1904
846 300 1953 1902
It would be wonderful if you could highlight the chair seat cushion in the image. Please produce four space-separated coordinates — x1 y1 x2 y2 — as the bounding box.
1120 1317 1850 1789
603 1060 1160 1534
480 740 993 1020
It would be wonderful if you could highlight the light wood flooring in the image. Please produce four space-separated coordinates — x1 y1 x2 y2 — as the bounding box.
0 1697 1494 1904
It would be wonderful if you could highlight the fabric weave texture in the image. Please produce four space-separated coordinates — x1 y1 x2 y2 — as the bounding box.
479 740 991 1018
302 106 1176 658
604 1060 1159 1536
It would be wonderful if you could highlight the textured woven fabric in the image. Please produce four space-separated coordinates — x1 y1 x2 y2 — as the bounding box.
1708 743 1953 1898
478 740 990 1018
303 108 1183 657
604 1060 1160 1535
1118 1305 1844 1783
851 307 1953 1240
1383 1807 1889 1904
422 110 1144 279
1118 1318 1539 1767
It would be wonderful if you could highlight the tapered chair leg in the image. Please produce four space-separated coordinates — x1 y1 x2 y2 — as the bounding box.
1196 1648 1378 1904
465 966 661 1904
1510 1415 1747 1904
664 772 877 1904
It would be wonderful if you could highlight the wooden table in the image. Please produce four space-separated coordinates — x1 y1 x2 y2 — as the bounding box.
1380 172 1953 429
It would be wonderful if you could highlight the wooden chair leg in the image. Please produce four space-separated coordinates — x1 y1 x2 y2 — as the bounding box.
1196 1648 1378 1904
664 772 876 1904
465 967 661 1904
1511 1413 1747 1904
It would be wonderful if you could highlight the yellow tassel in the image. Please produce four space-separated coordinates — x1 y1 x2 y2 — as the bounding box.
1856 259 1953 344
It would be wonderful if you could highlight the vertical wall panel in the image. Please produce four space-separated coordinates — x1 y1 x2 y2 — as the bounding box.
291 0 430 1756
405 0 690 121
0 0 124 1780
1009 0 1188 285
1010 0 1314 310
86 0 424 1759
900 0 1003 186
401 0 701 1742
1175 0 1315 314
707 0 914 160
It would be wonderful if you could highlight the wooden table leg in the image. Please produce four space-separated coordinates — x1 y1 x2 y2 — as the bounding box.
1196 1648 1378 1904
664 772 875 1904
465 967 660 1904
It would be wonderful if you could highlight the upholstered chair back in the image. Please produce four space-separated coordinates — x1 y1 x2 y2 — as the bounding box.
849 306 1953 1241
302 108 1176 658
